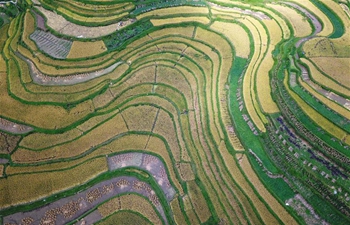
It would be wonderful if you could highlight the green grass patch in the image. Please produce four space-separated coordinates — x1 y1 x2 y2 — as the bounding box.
228 56 278 173
309 0 344 38
103 20 153 51
246 153 295 201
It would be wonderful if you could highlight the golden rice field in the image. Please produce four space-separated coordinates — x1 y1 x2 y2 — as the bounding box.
289 0 334 36
284 72 349 145
67 40 107 58
267 3 312 37
0 157 108 208
309 57 350 89
0 0 349 225
151 16 211 27
97 211 152 225
98 194 163 225
297 76 350 119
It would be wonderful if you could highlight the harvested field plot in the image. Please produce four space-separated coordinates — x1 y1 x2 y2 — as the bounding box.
1 0 349 224
35 6 134 38
30 29 72 59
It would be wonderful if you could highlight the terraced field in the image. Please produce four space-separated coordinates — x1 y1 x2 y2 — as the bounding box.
0 0 349 224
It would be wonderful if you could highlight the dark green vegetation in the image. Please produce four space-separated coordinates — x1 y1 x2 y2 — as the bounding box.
0 3 19 18
103 20 153 50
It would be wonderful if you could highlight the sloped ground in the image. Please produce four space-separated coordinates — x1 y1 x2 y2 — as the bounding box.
0 0 349 225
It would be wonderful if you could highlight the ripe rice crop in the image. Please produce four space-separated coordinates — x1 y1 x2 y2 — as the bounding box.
267 3 312 37
187 181 211 223
119 194 163 225
211 9 241 21
153 110 181 162
210 21 250 58
96 211 151 225
130 52 181 70
151 16 210 26
17 44 118 76
0 157 108 209
19 128 82 150
122 105 158 132
298 77 350 120
253 6 291 39
156 41 188 53
55 1 133 18
308 57 350 89
19 110 119 150
92 89 116 110
22 14 42 52
124 65 157 85
154 84 187 111
179 163 195 181
98 194 163 225
0 73 95 130
11 113 128 163
149 26 195 40
0 24 8 47
123 94 191 163
92 134 149 156
14 53 32 84
0 165 4 177
182 194 192 212
136 6 209 20
303 37 350 57
289 0 333 36
60 0 131 11
144 135 184 195
22 11 35 44
191 28 230 141
170 198 187 225
2 1 349 224
237 17 267 132
67 40 107 59
157 64 192 106
180 113 230 223
17 42 118 70
186 209 201 224
242 17 270 125
238 154 298 225
284 72 349 144
0 56 6 72
218 141 277 225
6 155 105 175
56 7 128 24
256 52 280 114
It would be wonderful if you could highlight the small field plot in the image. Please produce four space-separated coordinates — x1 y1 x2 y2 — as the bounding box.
267 3 312 37
67 40 107 59
35 6 131 38
309 57 350 89
30 29 72 59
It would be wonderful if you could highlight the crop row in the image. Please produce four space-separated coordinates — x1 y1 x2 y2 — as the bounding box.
1 1 349 224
